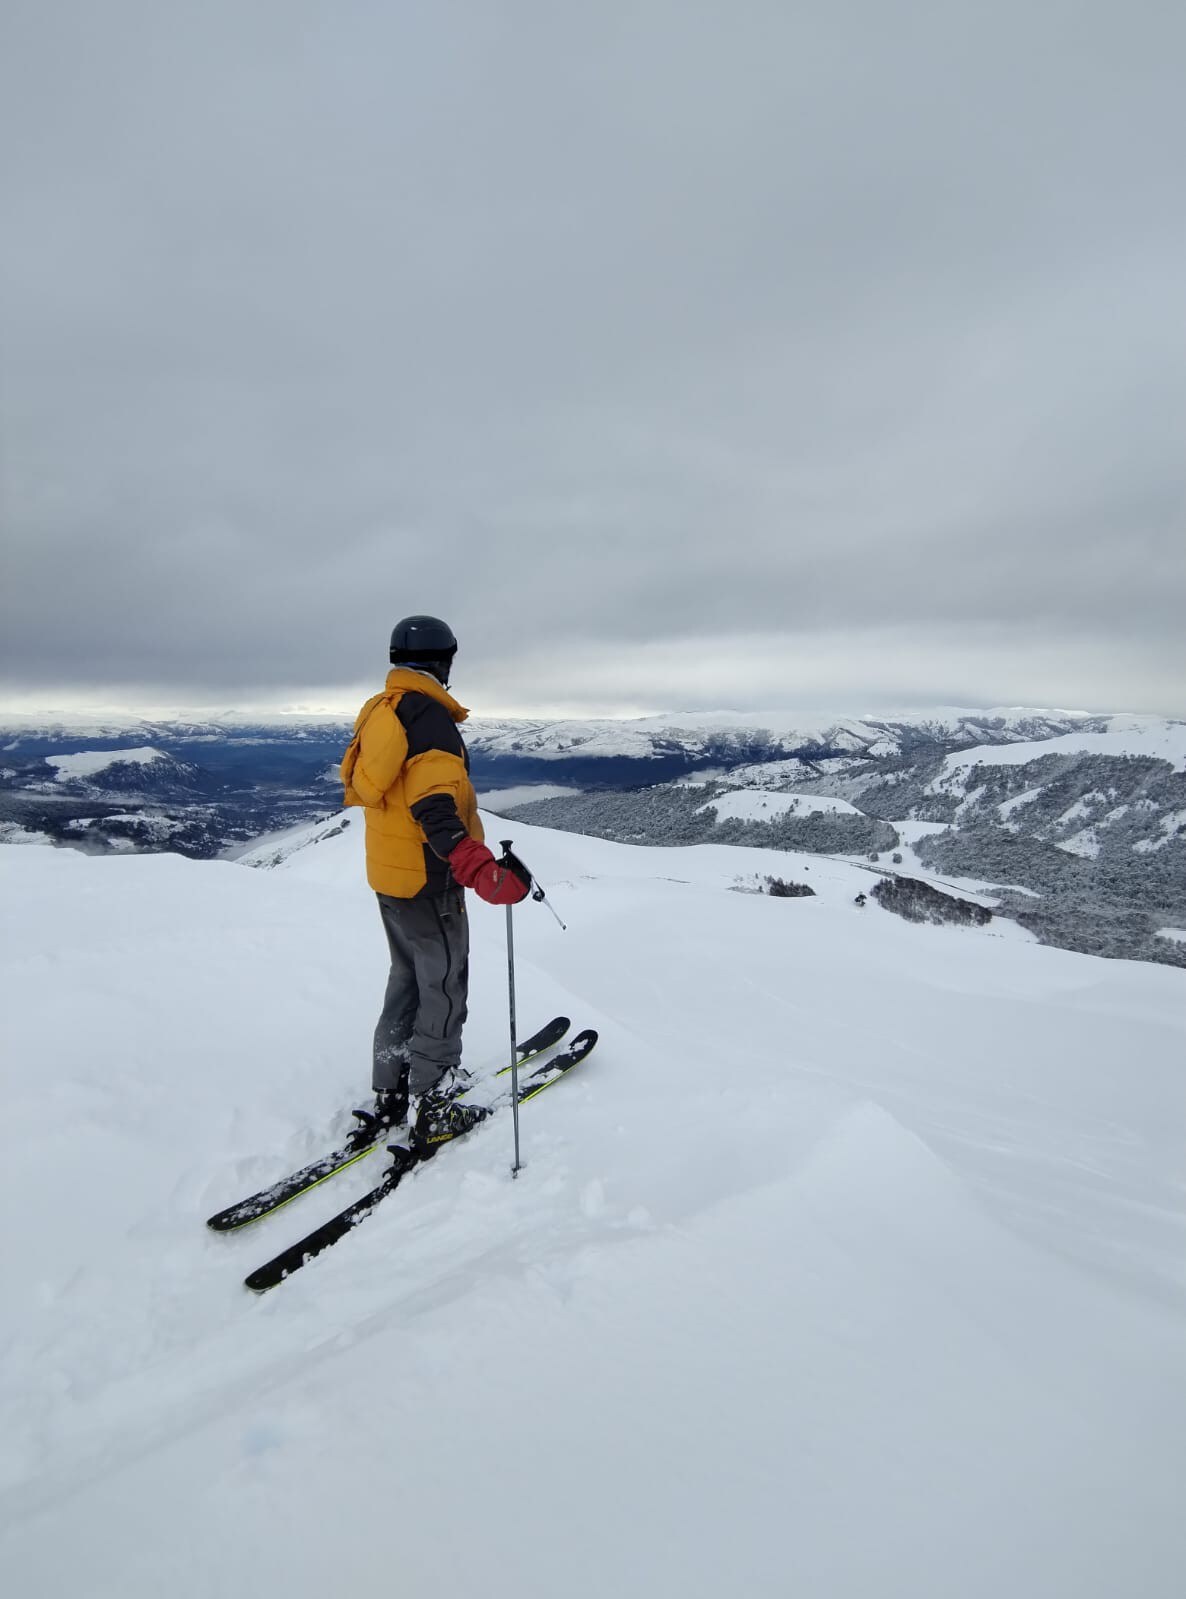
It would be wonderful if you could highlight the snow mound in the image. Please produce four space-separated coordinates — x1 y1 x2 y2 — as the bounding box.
796 1099 1001 1247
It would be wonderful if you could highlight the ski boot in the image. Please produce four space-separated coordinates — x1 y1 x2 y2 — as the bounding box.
374 1085 409 1127
408 1068 488 1154
350 1081 409 1142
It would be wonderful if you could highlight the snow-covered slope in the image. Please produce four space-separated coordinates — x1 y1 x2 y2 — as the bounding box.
930 717 1186 783
1 821 1183 1598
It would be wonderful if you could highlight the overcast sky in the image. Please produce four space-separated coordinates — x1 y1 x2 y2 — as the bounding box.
2 0 1183 719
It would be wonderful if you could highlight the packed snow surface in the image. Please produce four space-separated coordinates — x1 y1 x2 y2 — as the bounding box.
1 818 1184 1598
44 746 169 780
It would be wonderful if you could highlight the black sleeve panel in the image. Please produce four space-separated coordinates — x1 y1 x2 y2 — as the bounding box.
396 693 465 760
397 693 471 860
411 792 469 860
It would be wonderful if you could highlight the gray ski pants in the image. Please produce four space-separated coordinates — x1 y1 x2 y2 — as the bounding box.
372 888 470 1094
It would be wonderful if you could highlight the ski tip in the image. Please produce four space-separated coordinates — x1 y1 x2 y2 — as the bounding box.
245 1254 307 1292
524 1015 570 1048
208 1203 263 1232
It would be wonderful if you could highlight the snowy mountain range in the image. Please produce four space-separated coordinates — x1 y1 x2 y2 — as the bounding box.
6 703 1178 790
488 713 1186 967
0 702 1150 763
0 727 342 856
466 705 1117 768
0 709 350 746
1 811 1183 1597
4 705 1183 965
4 703 1177 767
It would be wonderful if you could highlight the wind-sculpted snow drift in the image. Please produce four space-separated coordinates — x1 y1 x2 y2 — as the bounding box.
0 816 1183 1598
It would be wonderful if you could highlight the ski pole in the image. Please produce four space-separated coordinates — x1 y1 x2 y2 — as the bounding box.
502 843 522 1176
499 839 567 1177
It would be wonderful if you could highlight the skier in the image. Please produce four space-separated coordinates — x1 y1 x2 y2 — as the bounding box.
341 615 529 1151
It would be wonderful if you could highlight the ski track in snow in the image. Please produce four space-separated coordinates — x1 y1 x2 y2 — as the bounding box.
1 821 1184 1598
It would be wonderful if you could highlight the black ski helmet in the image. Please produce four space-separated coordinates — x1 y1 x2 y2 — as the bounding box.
389 614 458 684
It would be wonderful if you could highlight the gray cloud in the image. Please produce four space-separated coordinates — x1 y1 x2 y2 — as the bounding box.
2 0 1183 715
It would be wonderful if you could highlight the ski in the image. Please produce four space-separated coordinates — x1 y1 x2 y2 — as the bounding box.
205 1016 571 1232
244 1028 597 1292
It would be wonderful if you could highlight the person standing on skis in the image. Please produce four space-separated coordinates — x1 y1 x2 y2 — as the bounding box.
341 615 529 1151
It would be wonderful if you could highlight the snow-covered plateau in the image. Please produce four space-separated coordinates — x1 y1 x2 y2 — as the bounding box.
43 746 172 781
698 790 862 823
1 816 1184 1598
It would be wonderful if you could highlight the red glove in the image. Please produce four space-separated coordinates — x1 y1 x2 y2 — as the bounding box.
448 838 531 905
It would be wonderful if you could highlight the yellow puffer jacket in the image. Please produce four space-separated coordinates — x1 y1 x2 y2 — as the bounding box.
341 669 484 898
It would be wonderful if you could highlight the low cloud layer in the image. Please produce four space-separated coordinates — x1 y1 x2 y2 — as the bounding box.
2 1 1183 716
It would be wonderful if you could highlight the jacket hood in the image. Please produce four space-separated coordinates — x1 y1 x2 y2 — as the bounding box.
384 666 470 723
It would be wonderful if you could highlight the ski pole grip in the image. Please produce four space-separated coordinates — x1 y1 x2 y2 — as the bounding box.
498 840 533 886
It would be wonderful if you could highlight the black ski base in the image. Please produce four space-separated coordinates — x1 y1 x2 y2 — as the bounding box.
244 1146 418 1292
245 1028 598 1293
